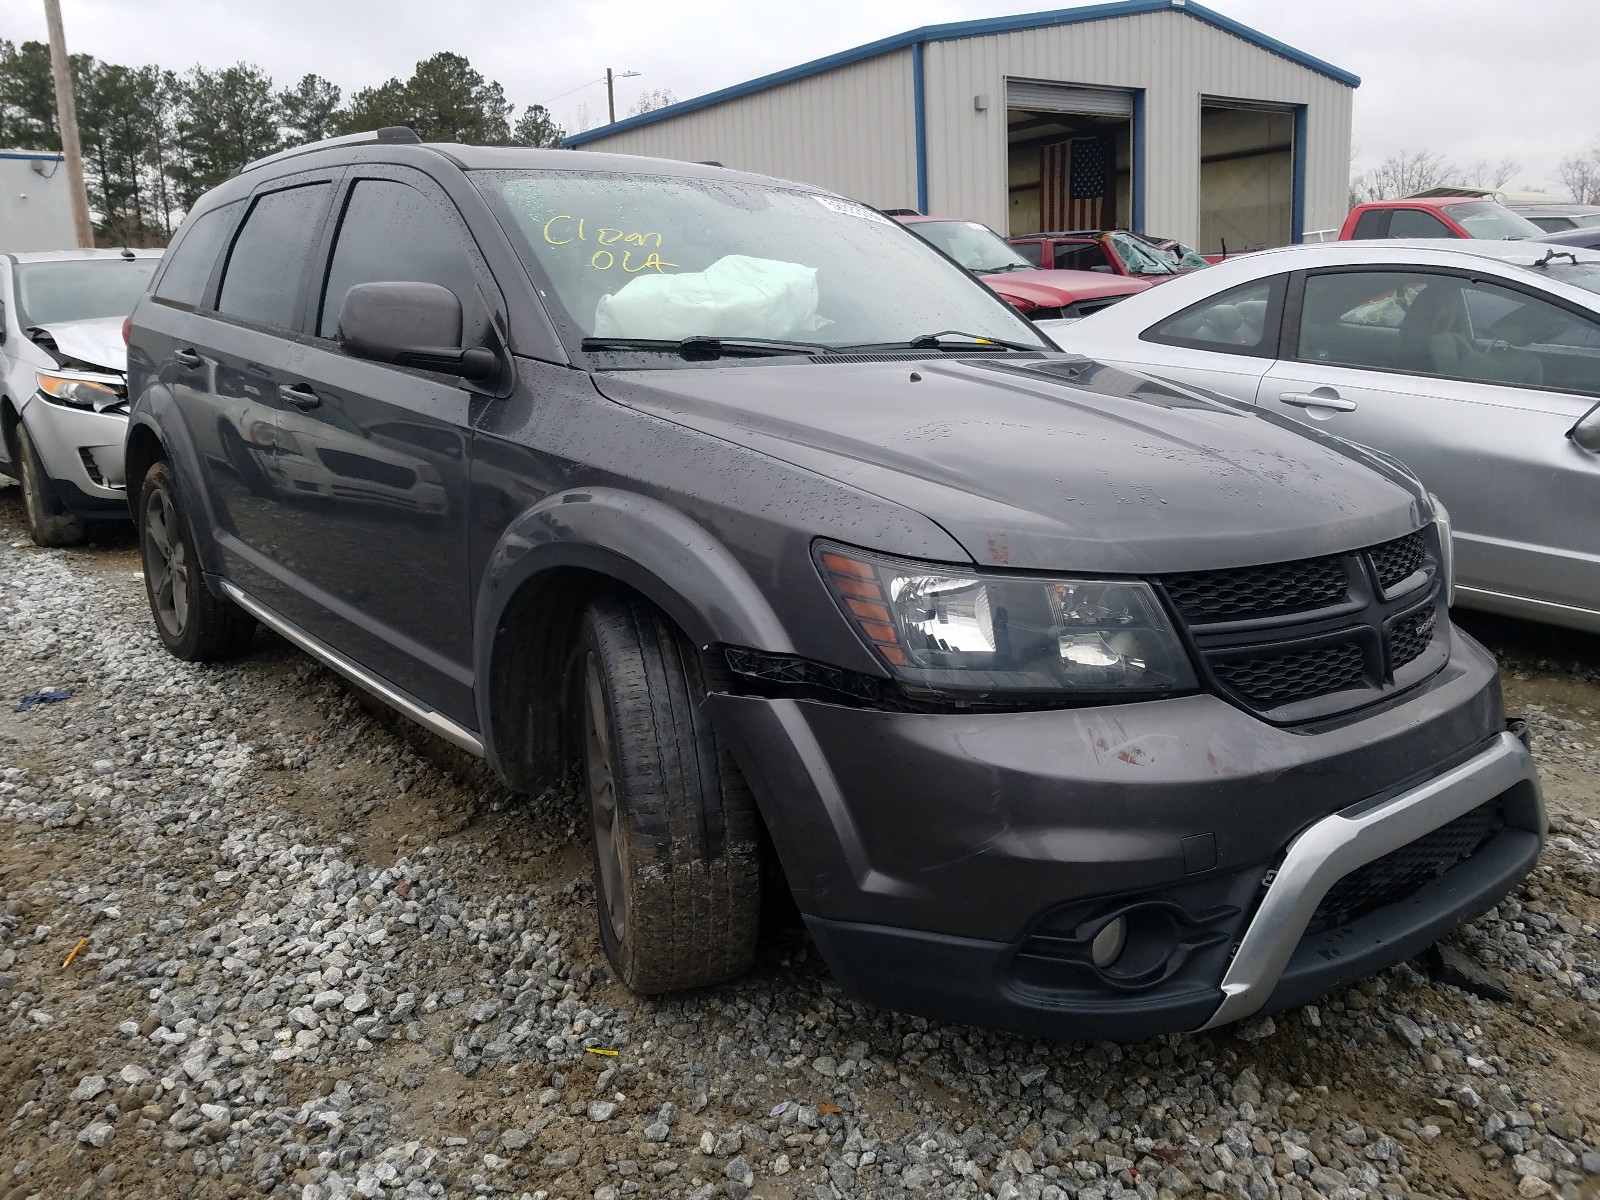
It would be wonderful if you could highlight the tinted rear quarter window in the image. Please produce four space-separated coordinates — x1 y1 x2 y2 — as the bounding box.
318 179 482 340
1010 241 1044 267
152 203 238 310
1143 278 1280 356
217 183 332 329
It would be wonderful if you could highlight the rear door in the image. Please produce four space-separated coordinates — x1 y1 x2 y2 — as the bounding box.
1260 266 1600 622
146 176 338 604
269 167 494 724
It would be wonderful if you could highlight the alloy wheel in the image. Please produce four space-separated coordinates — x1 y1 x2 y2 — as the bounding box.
143 487 189 638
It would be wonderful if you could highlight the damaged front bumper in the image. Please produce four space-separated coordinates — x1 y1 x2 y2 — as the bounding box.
711 628 1543 1038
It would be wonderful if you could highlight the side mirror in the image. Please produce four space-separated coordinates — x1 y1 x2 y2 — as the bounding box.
1569 401 1600 453
337 281 496 382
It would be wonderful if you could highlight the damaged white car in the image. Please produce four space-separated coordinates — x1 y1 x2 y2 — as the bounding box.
0 249 161 544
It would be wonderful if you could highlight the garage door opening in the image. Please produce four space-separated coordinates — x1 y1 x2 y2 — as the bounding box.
1199 100 1295 254
1005 80 1134 236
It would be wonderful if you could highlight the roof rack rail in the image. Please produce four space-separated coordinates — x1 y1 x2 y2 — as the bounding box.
240 126 422 174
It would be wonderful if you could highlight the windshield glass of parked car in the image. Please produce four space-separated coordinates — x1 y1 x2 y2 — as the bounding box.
1441 203 1544 240
13 259 158 328
476 173 1045 351
904 220 1034 274
1107 232 1176 275
1532 262 1600 298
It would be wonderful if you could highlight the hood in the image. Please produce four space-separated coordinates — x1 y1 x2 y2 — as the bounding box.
982 269 1149 310
592 356 1429 574
32 316 127 375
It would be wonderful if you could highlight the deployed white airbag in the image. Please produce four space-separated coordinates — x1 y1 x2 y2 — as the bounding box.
594 255 819 340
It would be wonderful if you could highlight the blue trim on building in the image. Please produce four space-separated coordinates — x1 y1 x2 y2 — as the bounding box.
1130 89 1146 233
912 43 928 213
563 0 1359 148
0 151 64 161
1291 104 1308 243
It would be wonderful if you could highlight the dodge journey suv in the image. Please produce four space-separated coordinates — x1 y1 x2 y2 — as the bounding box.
124 130 1543 1038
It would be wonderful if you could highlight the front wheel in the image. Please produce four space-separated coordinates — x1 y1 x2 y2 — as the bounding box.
578 594 762 993
15 420 86 547
137 461 254 661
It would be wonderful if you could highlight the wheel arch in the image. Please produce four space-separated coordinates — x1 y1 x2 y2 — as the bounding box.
122 397 229 579
475 487 794 791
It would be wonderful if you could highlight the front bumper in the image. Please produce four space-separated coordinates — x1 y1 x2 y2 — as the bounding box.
712 629 1543 1037
20 396 130 516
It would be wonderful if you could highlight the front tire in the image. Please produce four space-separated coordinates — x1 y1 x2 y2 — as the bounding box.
15 420 86 547
578 594 762 993
137 461 254 661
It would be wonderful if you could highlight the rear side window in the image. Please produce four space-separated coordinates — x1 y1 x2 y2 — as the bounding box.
217 183 332 329
1350 210 1388 239
1143 278 1281 356
1010 241 1044 266
318 179 482 340
1387 208 1454 239
153 202 238 310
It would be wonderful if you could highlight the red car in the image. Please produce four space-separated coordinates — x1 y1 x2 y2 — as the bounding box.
1337 198 1545 241
1008 229 1215 280
895 215 1149 320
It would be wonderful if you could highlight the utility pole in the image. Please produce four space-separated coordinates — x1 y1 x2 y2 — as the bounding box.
604 68 641 125
43 0 93 248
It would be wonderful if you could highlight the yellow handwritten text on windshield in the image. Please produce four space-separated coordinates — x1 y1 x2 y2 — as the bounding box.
542 215 672 271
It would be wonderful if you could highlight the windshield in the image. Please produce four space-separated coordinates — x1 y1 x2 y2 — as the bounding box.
13 258 157 328
1533 262 1600 297
1132 234 1211 271
1106 232 1176 275
1441 202 1544 240
904 220 1033 274
474 172 1045 352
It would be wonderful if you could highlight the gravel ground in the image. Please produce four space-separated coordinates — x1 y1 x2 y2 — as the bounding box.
1 482 1598 1200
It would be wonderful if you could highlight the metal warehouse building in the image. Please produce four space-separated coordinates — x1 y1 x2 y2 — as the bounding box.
564 0 1358 253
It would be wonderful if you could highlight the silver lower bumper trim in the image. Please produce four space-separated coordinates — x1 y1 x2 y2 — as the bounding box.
219 581 485 757
1201 730 1539 1030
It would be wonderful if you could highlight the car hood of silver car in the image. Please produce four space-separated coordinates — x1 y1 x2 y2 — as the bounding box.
34 316 128 376
593 354 1432 574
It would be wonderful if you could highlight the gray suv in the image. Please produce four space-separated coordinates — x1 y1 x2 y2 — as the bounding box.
124 130 1543 1038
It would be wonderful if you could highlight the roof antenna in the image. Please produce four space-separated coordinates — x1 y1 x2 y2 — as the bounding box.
120 247 135 259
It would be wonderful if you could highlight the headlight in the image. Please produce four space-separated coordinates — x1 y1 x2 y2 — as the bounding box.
1429 493 1455 606
816 542 1197 696
37 370 124 412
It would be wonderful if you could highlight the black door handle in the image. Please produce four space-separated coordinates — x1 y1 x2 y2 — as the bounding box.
279 383 322 411
173 348 202 369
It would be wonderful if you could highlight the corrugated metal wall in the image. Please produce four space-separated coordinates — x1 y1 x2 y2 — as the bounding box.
571 10 1354 247
925 10 1352 243
567 51 919 212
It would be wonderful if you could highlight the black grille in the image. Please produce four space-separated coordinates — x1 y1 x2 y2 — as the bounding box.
1370 531 1426 592
1388 606 1437 670
1305 800 1505 935
1212 641 1366 706
1161 555 1348 622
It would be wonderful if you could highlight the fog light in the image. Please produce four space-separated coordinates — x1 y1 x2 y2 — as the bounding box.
1091 916 1128 968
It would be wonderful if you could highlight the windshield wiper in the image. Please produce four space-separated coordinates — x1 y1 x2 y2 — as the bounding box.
580 335 831 359
836 330 1041 353
975 262 1030 275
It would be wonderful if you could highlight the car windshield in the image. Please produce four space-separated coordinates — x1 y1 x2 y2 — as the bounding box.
1441 203 1544 240
1579 214 1600 228
1531 262 1600 297
13 258 157 328
474 172 1045 352
905 220 1034 274
1107 232 1176 275
1135 235 1211 271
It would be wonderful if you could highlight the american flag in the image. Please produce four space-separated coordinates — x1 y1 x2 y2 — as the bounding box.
1039 138 1110 230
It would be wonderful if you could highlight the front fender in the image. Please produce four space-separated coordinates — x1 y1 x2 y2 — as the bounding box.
475 484 794 660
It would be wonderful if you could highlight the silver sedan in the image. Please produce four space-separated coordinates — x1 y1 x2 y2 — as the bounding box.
1047 240 1600 634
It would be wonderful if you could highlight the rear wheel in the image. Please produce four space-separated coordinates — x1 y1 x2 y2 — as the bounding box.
578 593 762 992
15 420 86 547
138 461 254 661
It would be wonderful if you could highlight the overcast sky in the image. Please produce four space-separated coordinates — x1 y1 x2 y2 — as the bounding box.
5 0 1595 191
